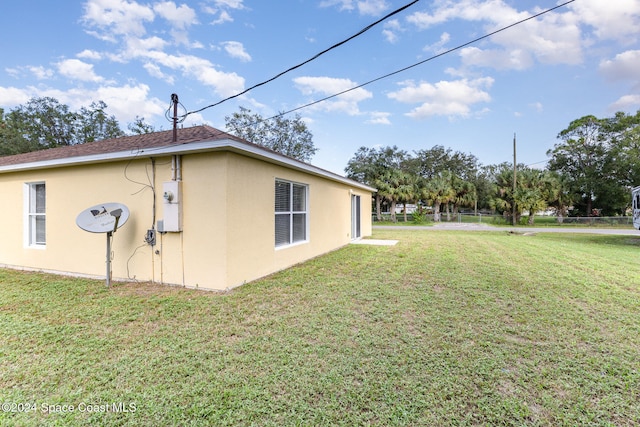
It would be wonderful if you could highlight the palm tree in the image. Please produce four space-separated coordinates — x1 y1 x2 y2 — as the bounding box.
517 169 555 225
426 171 455 222
396 172 417 222
374 168 405 222
451 175 477 216
546 171 575 223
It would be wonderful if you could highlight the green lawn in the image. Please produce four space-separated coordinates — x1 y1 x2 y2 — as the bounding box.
1 230 639 426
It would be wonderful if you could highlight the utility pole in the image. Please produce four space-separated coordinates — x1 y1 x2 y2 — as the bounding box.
171 93 179 143
512 133 517 226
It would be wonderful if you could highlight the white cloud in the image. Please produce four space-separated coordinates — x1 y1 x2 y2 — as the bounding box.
210 10 233 25
57 59 104 83
204 0 245 25
488 11 583 66
43 84 164 125
293 76 372 115
423 32 451 54
600 50 640 82
82 0 154 38
221 41 251 62
0 83 165 126
407 0 583 70
382 29 398 44
609 94 640 112
460 46 533 71
77 49 103 60
88 84 166 123
181 111 211 127
212 0 245 8
530 102 543 113
569 0 640 44
320 0 389 16
357 0 389 16
599 50 640 112
0 86 32 107
124 36 168 58
5 68 20 78
143 62 175 84
382 19 401 43
28 66 54 80
319 0 355 12
406 0 522 29
153 1 198 45
387 77 494 119
153 1 197 29
367 111 391 125
141 51 245 97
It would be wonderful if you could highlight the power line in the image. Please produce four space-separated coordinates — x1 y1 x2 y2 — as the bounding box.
183 0 421 118
264 0 575 121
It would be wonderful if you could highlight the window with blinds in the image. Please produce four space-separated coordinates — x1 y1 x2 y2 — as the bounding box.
26 182 46 246
275 179 308 247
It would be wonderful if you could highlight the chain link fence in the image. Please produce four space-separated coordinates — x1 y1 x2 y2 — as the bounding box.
373 213 635 227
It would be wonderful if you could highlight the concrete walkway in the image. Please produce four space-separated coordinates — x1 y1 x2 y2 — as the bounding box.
351 238 399 246
374 223 640 236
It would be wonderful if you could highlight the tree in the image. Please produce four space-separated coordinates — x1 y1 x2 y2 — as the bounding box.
395 172 418 222
546 171 575 223
451 175 477 216
76 101 124 142
8 97 78 148
425 171 455 222
225 107 317 162
0 108 41 155
547 115 603 215
345 145 410 221
516 169 556 225
410 145 479 181
489 163 521 223
547 112 640 216
0 97 124 155
490 165 557 225
127 116 156 135
473 165 496 211
600 111 640 214
371 168 410 223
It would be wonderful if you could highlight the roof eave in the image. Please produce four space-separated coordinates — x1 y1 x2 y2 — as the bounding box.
0 139 376 192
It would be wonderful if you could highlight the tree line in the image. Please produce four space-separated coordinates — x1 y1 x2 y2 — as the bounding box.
0 97 155 156
2 97 639 221
0 98 318 163
346 111 640 223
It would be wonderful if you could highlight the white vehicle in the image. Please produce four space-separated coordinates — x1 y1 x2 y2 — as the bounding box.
633 186 640 230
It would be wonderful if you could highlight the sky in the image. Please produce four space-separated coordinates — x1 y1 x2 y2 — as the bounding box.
1 0 639 175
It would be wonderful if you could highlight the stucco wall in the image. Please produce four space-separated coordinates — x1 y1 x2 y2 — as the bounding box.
0 151 372 291
223 153 372 289
0 159 161 281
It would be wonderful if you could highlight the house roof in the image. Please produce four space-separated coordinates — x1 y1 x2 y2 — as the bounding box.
0 125 375 192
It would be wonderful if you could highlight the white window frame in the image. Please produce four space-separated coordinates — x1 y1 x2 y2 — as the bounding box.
24 182 46 248
275 179 309 248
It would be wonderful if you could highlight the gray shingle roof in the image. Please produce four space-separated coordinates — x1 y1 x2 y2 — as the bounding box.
0 124 376 191
0 125 244 167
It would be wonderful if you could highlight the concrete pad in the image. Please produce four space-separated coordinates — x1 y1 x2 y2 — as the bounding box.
351 239 399 246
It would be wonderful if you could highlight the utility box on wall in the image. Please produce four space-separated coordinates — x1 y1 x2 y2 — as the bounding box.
160 181 182 232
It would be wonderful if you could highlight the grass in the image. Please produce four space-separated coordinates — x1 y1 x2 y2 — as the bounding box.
374 215 635 228
1 230 639 426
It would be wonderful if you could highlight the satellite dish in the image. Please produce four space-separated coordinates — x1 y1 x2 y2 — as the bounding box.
76 202 130 287
76 203 130 233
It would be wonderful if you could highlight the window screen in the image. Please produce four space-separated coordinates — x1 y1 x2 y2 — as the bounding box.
275 180 308 247
27 182 46 246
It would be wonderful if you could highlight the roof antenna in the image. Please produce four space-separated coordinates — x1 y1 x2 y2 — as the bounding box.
171 93 179 143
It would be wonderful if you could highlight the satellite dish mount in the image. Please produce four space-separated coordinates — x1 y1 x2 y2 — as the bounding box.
76 203 130 287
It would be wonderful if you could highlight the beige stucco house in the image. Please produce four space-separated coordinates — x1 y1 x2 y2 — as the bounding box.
0 126 374 291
